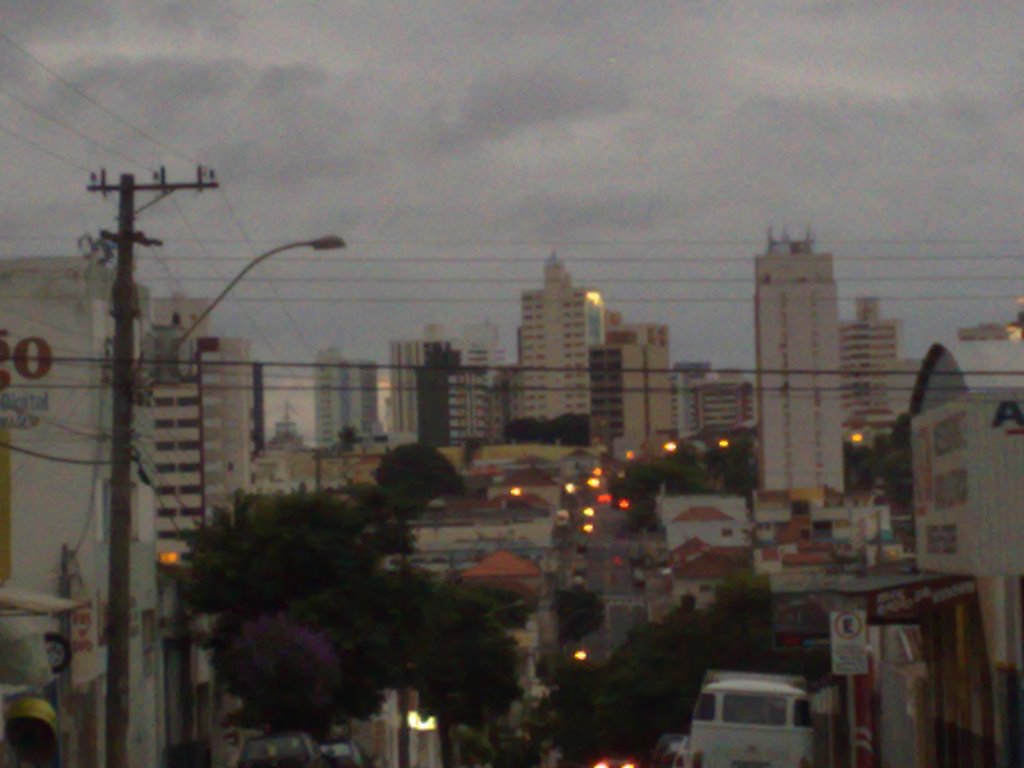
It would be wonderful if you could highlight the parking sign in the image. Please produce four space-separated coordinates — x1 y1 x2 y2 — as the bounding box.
830 610 868 675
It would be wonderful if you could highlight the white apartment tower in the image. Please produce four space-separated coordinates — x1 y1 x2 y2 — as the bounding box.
314 348 379 447
148 296 253 554
519 254 604 419
754 230 844 493
839 298 915 434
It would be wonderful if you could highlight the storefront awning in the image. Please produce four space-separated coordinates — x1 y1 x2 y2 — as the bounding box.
0 587 83 616
831 573 975 624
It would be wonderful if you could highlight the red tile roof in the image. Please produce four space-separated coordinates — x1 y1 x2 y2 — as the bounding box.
775 519 810 545
781 551 833 567
673 548 749 580
673 506 733 522
461 550 542 580
499 467 558 487
669 537 711 563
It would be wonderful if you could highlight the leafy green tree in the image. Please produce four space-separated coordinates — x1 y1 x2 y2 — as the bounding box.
703 436 758 497
413 582 523 768
555 588 604 645
186 492 412 723
610 447 712 530
375 443 464 504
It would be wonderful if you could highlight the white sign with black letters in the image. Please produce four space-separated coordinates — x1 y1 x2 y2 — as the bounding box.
830 610 868 675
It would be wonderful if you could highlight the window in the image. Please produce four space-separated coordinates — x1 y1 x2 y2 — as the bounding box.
177 397 199 406
722 694 788 726
178 441 201 450
154 397 174 407
177 419 200 428
156 441 176 451
722 528 733 537
693 693 716 721
180 485 202 495
794 698 812 727
155 419 175 428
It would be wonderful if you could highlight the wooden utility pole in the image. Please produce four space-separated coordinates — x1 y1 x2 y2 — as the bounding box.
88 166 217 768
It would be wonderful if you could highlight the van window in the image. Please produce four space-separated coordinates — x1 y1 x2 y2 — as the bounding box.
722 694 787 726
794 698 812 727
693 693 716 721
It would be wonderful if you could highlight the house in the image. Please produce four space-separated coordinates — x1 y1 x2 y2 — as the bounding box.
658 495 751 551
670 547 751 609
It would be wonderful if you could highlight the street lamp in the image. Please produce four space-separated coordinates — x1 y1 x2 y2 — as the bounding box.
175 235 346 347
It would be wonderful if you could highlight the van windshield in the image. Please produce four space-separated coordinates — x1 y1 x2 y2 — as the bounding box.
721 693 788 726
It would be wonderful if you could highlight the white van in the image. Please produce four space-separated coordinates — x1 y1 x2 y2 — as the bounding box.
688 671 813 768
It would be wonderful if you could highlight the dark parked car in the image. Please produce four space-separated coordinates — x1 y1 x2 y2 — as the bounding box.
320 739 375 768
238 732 325 768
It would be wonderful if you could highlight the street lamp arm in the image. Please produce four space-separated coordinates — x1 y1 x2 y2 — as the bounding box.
175 235 345 348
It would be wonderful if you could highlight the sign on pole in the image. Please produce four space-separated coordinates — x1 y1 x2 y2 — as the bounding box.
830 610 868 675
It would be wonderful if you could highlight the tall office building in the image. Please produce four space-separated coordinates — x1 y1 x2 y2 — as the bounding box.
590 314 673 452
462 321 505 368
314 348 379 448
519 254 604 419
839 298 915 434
674 364 755 435
147 295 254 553
754 230 843 493
389 323 454 438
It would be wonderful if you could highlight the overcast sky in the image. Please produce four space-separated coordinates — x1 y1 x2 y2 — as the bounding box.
4 2 1024 432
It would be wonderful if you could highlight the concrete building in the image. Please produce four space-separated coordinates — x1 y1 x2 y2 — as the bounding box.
957 308 1024 342
389 324 452 438
462 321 505 368
839 297 916 437
314 348 379 447
656 495 752 551
145 296 253 554
589 314 673 455
519 254 604 420
754 229 844 493
673 364 755 436
0 257 162 768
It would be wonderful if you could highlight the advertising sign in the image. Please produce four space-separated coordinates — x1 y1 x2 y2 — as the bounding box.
831 610 868 675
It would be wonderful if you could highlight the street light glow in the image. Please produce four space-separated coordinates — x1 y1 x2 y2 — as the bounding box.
565 482 576 494
626 450 635 460
850 433 865 444
582 522 595 534
509 487 523 497
573 649 589 661
582 507 595 517
663 441 678 453
592 467 603 477
718 438 730 448
587 477 601 489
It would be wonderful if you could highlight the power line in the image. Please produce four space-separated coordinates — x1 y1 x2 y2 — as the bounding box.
0 118 93 172
0 438 122 465
0 26 195 164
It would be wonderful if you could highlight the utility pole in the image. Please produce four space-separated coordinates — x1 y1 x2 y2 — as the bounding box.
88 166 217 768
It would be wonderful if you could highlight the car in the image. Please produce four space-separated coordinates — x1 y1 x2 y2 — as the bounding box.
650 733 685 768
592 756 641 768
238 732 326 768
320 739 376 768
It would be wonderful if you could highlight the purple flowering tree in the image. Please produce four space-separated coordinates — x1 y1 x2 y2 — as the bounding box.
223 613 341 736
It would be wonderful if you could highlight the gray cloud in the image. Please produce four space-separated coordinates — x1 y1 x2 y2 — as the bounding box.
427 67 631 153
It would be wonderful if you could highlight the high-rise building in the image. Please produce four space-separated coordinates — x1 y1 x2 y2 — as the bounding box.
314 348 379 447
590 314 673 453
462 321 505 368
519 254 604 419
146 296 254 552
389 324 452 437
839 298 915 435
754 230 843 493
674 365 755 435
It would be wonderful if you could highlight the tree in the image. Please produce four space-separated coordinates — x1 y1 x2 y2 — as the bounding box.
555 588 604 645
375 443 463 505
220 613 341 737
703 436 757 497
413 582 522 768
610 447 712 530
186 492 412 724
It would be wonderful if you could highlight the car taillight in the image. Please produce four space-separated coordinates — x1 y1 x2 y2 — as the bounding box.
691 752 702 768
623 762 636 768
594 761 609 768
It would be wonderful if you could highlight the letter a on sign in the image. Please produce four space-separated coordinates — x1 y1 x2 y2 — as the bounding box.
993 401 1024 428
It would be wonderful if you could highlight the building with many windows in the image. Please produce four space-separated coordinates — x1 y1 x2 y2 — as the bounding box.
674 363 755 436
589 314 673 454
839 297 915 437
314 348 379 447
519 254 604 420
146 295 253 554
754 229 843 493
